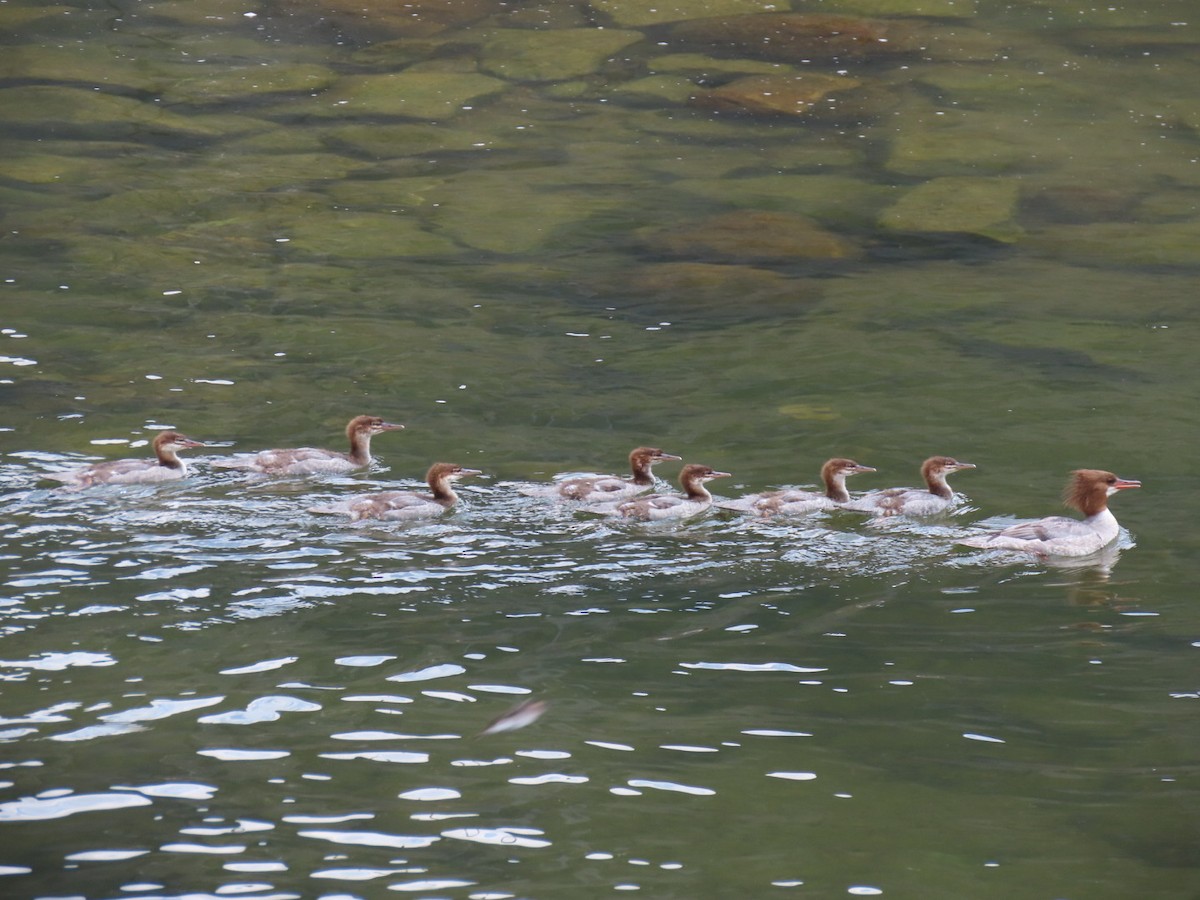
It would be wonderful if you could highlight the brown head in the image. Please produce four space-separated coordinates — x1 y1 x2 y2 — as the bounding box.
426 462 483 500
679 462 731 491
820 457 876 500
821 458 876 480
426 462 483 487
347 415 405 438
152 431 205 454
629 446 683 483
1064 469 1140 516
921 456 975 478
629 447 683 466
920 456 975 498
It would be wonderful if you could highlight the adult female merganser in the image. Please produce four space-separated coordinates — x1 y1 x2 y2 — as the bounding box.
308 462 482 521
213 415 403 476
519 447 682 503
842 456 975 517
46 431 204 489
958 469 1140 557
719 458 876 516
611 463 731 521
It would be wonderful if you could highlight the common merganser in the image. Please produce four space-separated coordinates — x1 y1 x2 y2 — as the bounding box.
213 415 403 476
611 463 731 521
719 457 876 517
519 447 682 503
46 431 204 489
842 455 975 517
308 462 482 521
958 469 1140 557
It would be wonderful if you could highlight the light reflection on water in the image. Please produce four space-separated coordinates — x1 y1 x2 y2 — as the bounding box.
1 451 1193 898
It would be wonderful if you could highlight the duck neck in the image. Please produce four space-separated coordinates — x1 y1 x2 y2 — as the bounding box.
925 472 952 500
155 449 184 471
682 480 712 501
1076 491 1109 519
824 473 849 503
347 432 373 466
629 458 654 486
428 479 458 503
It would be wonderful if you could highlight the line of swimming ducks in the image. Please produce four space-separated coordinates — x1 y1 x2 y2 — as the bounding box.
39 414 1141 558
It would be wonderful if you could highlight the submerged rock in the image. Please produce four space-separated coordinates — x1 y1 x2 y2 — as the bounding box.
480 28 643 82
591 0 782 27
302 71 508 119
639 209 862 262
611 74 702 105
602 261 822 323
324 122 523 158
645 52 795 77
0 86 220 140
879 176 1022 243
885 107 1040 176
690 72 864 117
667 13 918 64
673 175 896 229
1030 220 1200 268
1023 185 1139 225
158 63 340 105
826 0 976 17
430 175 626 254
271 0 504 39
286 211 461 258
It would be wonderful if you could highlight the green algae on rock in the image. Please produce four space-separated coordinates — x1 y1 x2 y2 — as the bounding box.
591 0 783 27
599 261 817 324
644 53 796 77
0 86 222 140
273 0 504 39
667 13 918 63
479 28 643 82
286 211 462 259
430 178 626 254
820 0 977 18
323 122 524 159
639 209 862 263
1028 220 1200 268
885 107 1043 176
879 176 1022 243
673 175 896 230
610 74 704 106
302 72 508 119
325 177 446 210
158 63 341 105
690 72 864 117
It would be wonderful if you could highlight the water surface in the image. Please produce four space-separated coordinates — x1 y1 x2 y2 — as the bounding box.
1 0 1198 897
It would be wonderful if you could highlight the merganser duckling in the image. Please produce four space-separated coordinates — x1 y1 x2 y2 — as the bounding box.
958 469 1140 557
308 462 482 521
46 431 204 489
519 447 682 503
719 458 876 517
611 463 731 521
842 455 975 517
213 415 403 476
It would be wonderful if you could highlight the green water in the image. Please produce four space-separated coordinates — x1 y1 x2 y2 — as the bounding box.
1 0 1198 897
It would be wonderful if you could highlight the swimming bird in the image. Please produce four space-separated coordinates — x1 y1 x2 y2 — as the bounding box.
518 446 682 503
45 431 204 489
958 469 1140 557
611 463 731 521
719 457 876 517
308 462 482 521
842 456 975 517
213 415 403 476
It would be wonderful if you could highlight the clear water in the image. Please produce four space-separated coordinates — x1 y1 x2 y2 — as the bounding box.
1 1 1198 898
